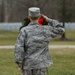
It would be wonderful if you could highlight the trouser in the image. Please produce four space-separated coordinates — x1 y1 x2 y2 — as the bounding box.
22 68 47 75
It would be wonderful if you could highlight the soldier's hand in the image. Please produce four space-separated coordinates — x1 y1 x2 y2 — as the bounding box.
18 67 23 71
41 14 49 21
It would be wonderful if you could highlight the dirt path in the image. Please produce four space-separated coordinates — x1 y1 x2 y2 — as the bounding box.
0 45 75 49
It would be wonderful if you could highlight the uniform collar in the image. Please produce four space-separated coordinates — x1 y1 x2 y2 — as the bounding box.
28 21 40 26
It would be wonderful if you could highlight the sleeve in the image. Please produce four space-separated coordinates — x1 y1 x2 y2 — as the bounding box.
14 29 26 68
47 18 65 38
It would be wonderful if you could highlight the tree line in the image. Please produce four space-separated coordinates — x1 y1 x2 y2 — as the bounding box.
0 0 75 22
0 0 75 39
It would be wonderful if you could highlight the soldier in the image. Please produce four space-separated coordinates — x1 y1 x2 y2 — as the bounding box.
14 7 65 75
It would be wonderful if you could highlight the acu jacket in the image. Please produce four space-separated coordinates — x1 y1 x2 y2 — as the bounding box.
14 18 65 69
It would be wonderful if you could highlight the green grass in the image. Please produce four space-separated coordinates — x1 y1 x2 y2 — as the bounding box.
50 29 75 45
50 41 75 45
0 49 21 75
0 30 19 45
0 49 75 75
0 29 75 45
47 48 75 75
66 29 75 40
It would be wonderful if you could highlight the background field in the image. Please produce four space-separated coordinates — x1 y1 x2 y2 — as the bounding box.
0 29 75 75
0 29 75 45
0 48 75 75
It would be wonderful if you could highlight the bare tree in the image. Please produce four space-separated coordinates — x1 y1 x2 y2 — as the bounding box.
2 0 9 22
58 0 75 40
0 0 75 22
61 0 66 40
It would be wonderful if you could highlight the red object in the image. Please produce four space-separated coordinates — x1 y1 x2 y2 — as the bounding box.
38 18 44 26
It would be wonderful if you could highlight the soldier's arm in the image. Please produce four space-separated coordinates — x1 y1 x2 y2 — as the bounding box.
42 14 65 37
14 28 26 68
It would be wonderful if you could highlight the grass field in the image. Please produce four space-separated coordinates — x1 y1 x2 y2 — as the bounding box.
0 30 18 45
0 29 75 75
0 48 75 75
0 29 75 45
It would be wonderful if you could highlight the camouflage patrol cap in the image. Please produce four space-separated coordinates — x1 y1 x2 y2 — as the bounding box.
28 7 40 17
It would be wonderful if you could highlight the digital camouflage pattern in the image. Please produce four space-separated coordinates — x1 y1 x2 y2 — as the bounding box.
14 18 65 69
22 68 47 75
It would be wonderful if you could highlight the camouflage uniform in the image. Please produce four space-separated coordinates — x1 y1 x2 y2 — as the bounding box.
14 18 65 75
22 68 47 75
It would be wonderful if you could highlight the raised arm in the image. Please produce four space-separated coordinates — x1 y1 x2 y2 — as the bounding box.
42 14 65 38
